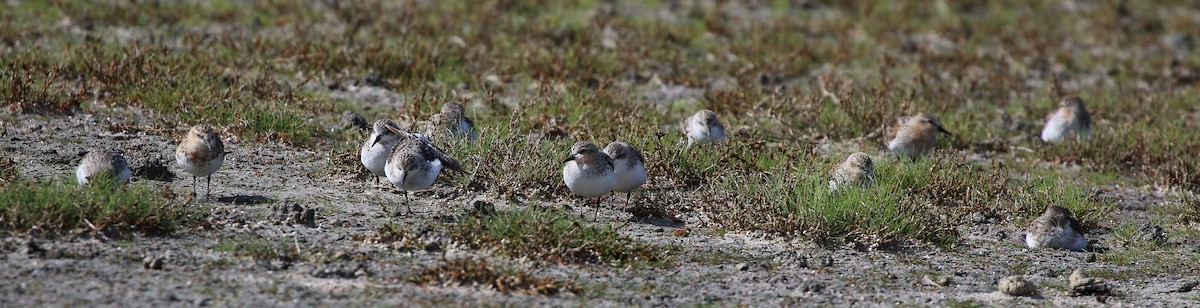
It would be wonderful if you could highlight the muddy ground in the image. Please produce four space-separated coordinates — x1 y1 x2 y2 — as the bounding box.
1 110 1198 306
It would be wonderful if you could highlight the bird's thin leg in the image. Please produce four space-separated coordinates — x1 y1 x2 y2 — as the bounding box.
206 175 212 200
626 192 634 208
406 191 414 215
594 197 601 222
192 175 198 197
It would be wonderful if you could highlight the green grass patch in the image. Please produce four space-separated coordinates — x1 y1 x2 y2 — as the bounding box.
213 235 298 262
450 208 666 266
409 257 580 296
0 177 187 234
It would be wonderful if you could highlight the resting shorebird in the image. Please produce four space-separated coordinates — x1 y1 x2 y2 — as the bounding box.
432 102 477 141
887 113 952 160
562 141 616 221
361 119 404 183
681 109 727 146
1041 96 1092 143
76 149 131 187
383 127 462 215
603 142 647 206
176 124 226 198
1025 205 1088 251
829 152 874 192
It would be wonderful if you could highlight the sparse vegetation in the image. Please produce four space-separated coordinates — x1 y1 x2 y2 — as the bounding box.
451 208 665 266
409 257 579 296
214 236 299 262
2 0 1199 305
0 177 187 234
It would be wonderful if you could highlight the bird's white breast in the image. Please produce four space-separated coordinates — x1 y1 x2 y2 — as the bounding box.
611 159 647 193
562 161 616 198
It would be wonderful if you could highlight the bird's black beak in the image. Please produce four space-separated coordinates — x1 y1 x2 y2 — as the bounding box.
370 135 380 147
562 155 575 164
936 125 953 136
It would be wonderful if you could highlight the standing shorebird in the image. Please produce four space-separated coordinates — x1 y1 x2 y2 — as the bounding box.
383 128 462 215
76 149 132 187
681 109 727 146
562 141 616 221
361 119 405 183
176 124 226 198
432 102 477 141
887 113 952 160
829 152 874 192
603 142 647 207
1041 96 1092 143
1025 205 1088 251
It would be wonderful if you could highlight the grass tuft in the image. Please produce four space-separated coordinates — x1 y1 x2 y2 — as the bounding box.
0 177 187 234
450 208 666 266
409 257 579 296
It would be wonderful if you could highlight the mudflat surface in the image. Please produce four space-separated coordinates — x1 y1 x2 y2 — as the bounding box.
2 113 1198 306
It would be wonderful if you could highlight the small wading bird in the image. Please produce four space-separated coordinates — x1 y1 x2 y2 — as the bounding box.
562 141 616 221
681 109 727 146
361 119 404 184
887 113 952 160
1025 205 1088 251
432 102 478 141
76 149 132 187
382 125 462 215
829 152 874 192
603 141 647 207
1041 96 1092 143
176 124 226 198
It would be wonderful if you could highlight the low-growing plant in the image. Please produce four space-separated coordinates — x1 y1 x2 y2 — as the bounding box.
450 207 666 266
214 236 298 262
0 177 187 234
409 257 579 296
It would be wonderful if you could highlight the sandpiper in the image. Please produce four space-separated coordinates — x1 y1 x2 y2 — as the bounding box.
887 113 952 160
384 128 462 215
1041 96 1092 142
432 102 477 141
603 141 647 206
361 119 404 183
681 109 727 146
76 149 131 187
1025 205 1088 251
562 141 616 221
176 124 225 198
829 152 874 191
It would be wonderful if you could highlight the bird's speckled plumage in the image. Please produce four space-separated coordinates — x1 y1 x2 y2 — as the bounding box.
176 124 226 197
76 149 131 186
829 152 874 191
1025 205 1088 251
434 102 477 141
562 141 616 198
